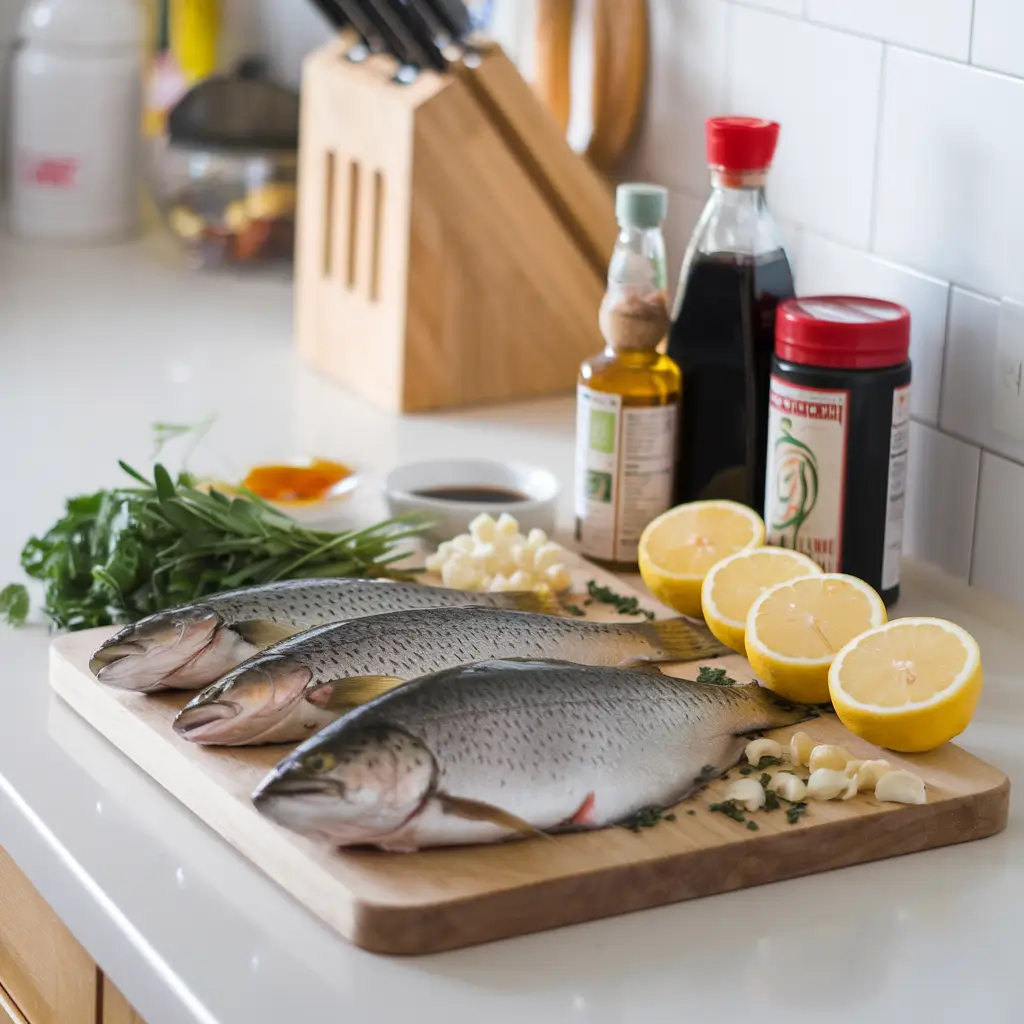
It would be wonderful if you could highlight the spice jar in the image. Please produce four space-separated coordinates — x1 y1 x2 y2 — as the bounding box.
764 297 911 605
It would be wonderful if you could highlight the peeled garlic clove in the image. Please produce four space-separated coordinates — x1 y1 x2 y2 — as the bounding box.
495 513 520 538
875 770 926 805
533 543 564 572
772 773 807 802
841 775 859 800
545 564 572 592
808 744 854 772
512 543 536 571
745 738 784 765
855 760 895 794
442 558 480 590
469 513 497 542
725 778 766 812
788 731 816 766
471 541 499 571
488 573 514 592
424 552 445 573
507 570 533 590
806 769 851 801
436 540 456 558
843 758 865 778
452 534 475 553
527 528 548 549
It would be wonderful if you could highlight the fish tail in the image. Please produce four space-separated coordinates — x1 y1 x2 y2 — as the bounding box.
641 617 731 663
734 685 817 732
487 590 565 617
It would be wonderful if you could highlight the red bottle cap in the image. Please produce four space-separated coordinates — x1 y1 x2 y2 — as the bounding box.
775 296 911 370
706 116 781 171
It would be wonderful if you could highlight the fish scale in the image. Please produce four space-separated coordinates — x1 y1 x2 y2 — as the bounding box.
254 659 810 850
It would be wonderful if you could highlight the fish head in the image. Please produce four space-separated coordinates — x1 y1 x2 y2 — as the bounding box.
89 605 252 691
172 655 313 744
252 726 436 845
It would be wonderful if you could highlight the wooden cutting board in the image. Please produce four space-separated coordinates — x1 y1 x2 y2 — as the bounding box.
48 559 1009 956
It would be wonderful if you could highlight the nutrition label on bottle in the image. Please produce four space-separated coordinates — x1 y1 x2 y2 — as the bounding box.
881 384 911 591
574 387 677 563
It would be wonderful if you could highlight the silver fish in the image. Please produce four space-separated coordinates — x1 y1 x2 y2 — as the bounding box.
252 659 809 850
174 607 729 746
89 579 560 692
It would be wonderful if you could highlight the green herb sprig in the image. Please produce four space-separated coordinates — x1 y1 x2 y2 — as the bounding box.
2 462 426 630
585 580 656 620
696 666 736 686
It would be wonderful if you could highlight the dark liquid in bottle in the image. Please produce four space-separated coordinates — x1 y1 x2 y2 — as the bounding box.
668 250 795 510
414 486 529 503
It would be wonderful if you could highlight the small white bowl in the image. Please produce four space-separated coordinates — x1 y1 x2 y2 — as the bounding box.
383 459 560 542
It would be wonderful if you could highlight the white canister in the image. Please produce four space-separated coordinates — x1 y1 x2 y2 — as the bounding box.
9 0 144 243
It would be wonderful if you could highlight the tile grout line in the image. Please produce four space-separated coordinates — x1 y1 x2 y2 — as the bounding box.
967 442 985 586
867 45 888 253
935 285 957 438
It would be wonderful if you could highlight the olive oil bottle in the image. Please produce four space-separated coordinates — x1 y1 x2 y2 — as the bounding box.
574 184 681 570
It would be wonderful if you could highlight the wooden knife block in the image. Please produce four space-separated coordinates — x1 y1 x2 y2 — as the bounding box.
294 40 617 413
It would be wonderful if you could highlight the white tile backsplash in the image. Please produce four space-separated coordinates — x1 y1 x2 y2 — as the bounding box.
805 0 973 60
874 49 1024 301
796 234 949 425
971 452 1024 602
904 421 980 580
939 287 1024 467
735 0 803 14
727 8 883 248
622 0 730 195
663 191 709 294
971 0 1024 78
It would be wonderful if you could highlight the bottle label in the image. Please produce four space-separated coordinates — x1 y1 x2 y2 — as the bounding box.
763 377 849 571
574 386 677 563
881 384 911 591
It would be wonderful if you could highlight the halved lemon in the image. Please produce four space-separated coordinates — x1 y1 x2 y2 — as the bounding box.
745 574 886 703
829 618 982 752
638 501 765 617
701 547 823 654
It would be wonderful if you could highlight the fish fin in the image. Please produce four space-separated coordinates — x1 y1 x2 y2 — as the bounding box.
560 792 597 828
616 656 666 672
436 793 554 842
487 590 565 616
232 619 301 648
639 617 731 663
305 676 405 711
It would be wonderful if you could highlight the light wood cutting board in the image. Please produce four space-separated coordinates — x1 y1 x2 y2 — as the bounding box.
48 558 1009 955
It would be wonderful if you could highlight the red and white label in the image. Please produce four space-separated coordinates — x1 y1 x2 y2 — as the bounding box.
764 377 849 572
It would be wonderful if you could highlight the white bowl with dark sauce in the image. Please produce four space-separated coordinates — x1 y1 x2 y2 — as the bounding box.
383 459 560 541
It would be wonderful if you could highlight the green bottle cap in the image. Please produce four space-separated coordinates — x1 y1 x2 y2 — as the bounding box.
615 183 668 228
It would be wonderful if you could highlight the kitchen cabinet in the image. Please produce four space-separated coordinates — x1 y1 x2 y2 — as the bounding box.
0 849 145 1024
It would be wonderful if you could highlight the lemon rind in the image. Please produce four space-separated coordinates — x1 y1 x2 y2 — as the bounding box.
828 617 981 715
701 547 823 629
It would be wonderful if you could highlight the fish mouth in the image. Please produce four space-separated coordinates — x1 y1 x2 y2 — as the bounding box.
254 775 346 802
89 642 146 677
173 701 241 738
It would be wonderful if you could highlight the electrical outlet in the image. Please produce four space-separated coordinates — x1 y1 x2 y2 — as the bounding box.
992 298 1024 441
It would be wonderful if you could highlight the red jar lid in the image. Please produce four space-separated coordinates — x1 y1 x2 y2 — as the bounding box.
706 116 780 171
775 296 911 370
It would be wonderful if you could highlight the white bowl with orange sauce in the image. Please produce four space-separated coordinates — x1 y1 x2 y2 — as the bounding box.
236 458 360 526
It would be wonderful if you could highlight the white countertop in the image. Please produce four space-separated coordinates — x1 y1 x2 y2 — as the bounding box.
1 235 1022 1024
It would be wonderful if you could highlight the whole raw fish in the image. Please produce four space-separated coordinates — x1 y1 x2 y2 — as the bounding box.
174 607 729 746
89 579 560 692
252 659 808 850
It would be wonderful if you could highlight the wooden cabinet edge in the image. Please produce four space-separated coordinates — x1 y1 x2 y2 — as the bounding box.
0 982 29 1024
101 975 146 1024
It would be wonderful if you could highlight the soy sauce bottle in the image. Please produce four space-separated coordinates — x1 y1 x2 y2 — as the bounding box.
668 117 794 511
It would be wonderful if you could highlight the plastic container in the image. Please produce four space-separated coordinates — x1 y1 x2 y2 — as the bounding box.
668 116 795 511
765 296 912 606
9 0 145 242
148 63 300 268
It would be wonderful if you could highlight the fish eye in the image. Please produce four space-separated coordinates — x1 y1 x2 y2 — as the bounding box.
304 753 335 774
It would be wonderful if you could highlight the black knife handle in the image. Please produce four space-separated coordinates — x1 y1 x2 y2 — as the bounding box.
335 0 419 68
418 0 472 40
392 0 449 71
